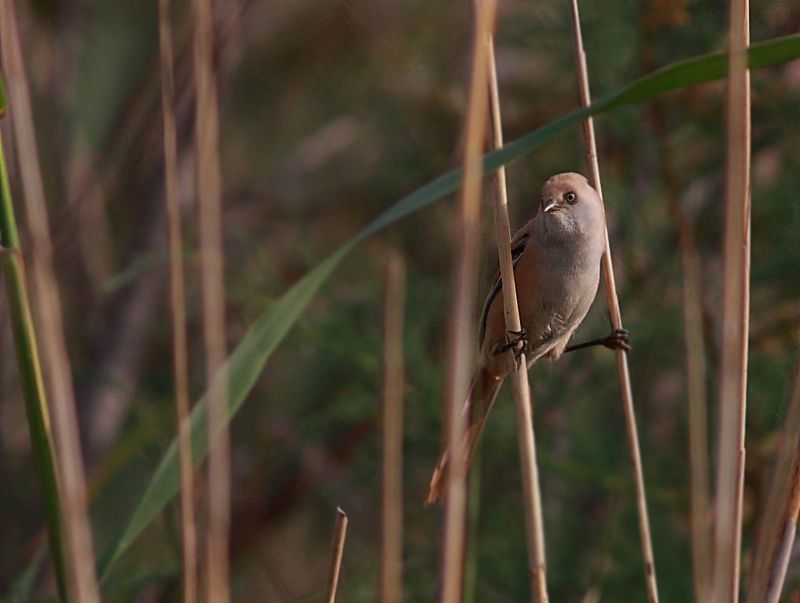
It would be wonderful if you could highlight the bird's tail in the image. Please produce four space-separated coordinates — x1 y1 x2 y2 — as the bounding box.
425 367 503 505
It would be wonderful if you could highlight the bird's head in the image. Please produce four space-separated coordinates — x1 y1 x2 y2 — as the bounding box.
537 172 605 233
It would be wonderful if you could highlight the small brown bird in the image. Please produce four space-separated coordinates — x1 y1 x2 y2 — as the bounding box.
427 172 629 503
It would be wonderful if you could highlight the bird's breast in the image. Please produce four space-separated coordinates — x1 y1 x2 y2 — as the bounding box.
517 238 602 352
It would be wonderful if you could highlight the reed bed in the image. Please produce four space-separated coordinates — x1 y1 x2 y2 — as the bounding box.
3 2 800 602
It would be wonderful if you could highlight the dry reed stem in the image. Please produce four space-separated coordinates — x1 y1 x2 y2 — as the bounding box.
712 0 751 600
325 508 349 603
650 102 712 601
485 34 549 603
438 0 499 601
381 253 405 603
159 1 198 601
764 451 800 603
674 196 713 603
746 359 800 603
0 2 100 601
764 519 796 603
568 2 660 601
191 0 230 600
678 192 713 603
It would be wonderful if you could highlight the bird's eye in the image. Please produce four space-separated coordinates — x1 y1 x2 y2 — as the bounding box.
564 191 577 205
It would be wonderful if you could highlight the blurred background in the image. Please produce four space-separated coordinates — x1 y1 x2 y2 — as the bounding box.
1 0 799 601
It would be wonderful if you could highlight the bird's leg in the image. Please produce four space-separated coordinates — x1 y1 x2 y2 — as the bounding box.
564 328 630 354
493 328 528 366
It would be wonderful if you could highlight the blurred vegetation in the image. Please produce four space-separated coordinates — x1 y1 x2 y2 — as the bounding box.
1 0 799 601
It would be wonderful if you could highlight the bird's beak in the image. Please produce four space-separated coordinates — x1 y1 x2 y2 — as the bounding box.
543 198 560 213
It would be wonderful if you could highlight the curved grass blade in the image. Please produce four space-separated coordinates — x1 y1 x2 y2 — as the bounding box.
0 101 68 600
0 73 6 117
96 33 800 583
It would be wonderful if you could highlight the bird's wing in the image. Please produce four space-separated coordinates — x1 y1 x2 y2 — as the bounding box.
478 221 533 345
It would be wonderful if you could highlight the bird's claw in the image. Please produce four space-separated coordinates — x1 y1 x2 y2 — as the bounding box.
494 328 528 367
602 328 631 352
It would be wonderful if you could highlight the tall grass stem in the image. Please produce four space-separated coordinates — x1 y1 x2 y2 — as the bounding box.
712 0 751 600
381 253 405 603
325 508 349 603
0 103 68 603
438 0 499 601
746 359 800 603
569 2 660 601
649 101 712 602
159 0 198 601
192 0 231 600
1 1 100 600
485 33 549 603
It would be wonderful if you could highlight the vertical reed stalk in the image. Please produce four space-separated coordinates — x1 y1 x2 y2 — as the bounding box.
0 95 68 602
651 103 712 602
763 372 800 603
677 189 713 603
0 1 100 601
159 1 198 601
485 33 549 603
381 253 405 603
463 451 481 603
568 2 660 601
325 508 349 603
192 0 230 600
745 359 800 603
438 0 499 601
712 0 751 600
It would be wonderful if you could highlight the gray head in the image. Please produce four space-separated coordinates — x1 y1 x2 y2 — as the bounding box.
535 172 605 239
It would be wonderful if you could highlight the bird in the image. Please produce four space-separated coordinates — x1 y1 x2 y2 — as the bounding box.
426 172 630 504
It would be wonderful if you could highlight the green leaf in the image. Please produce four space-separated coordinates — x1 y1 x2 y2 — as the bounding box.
96 33 800 583
0 72 6 118
1 112 67 600
2 541 47 603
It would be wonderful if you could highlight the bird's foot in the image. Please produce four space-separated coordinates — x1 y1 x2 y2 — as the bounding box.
494 328 528 366
601 328 631 352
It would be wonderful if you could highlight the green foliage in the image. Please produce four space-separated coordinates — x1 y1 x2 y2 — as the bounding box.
0 123 66 601
0 73 6 119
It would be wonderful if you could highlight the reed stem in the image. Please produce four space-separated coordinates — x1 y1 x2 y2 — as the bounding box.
438 1 499 601
712 0 751 600
485 33 549 603
0 95 68 603
745 359 800 603
380 252 405 603
159 0 198 601
1 2 100 600
569 2 660 601
325 508 349 603
191 0 231 600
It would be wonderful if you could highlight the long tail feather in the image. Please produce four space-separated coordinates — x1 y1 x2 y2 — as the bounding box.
426 368 503 505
